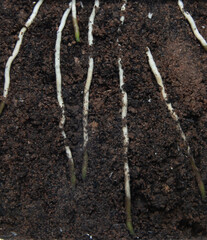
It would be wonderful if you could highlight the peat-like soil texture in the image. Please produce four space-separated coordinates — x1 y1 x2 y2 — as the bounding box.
0 0 207 239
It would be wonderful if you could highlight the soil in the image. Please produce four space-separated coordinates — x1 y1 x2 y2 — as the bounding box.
0 0 207 239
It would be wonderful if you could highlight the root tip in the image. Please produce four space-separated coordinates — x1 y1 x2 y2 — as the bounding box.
126 221 135 235
75 32 80 42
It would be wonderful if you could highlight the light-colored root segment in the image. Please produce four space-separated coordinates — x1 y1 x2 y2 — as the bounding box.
82 0 99 180
118 0 134 235
146 47 206 199
178 0 207 51
55 3 76 188
118 59 128 151
72 0 80 42
82 57 94 180
0 0 44 115
88 0 100 46
118 58 134 235
25 0 44 28
3 27 27 99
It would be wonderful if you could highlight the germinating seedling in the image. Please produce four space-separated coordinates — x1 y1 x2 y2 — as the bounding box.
117 0 134 235
146 47 206 199
178 0 207 51
55 2 76 187
72 0 80 42
82 0 100 180
0 0 44 115
2 1 206 237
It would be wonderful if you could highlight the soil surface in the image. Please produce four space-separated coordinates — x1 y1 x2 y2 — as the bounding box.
0 0 207 239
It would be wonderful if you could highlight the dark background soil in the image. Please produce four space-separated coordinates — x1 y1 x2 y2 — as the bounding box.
0 1 207 239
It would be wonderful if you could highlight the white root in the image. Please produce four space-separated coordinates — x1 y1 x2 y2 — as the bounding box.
146 47 190 148
82 0 99 180
146 47 206 199
146 48 178 122
25 0 44 28
72 0 77 21
118 0 134 235
55 3 76 186
118 59 128 156
146 47 194 145
1 0 44 109
88 0 100 46
83 57 94 151
3 27 26 99
118 58 130 195
178 0 207 51
121 0 127 11
118 57 134 235
120 0 127 25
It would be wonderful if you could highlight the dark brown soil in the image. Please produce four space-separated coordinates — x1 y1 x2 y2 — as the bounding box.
0 1 207 239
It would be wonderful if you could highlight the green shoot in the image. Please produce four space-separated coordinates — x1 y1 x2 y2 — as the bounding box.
126 195 135 235
72 0 80 42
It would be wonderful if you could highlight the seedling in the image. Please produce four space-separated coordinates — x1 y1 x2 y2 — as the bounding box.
146 47 206 199
0 0 44 115
178 0 207 51
55 2 76 187
82 0 100 180
72 0 80 42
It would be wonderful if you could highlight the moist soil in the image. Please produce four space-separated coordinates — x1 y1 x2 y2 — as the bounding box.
0 0 207 239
